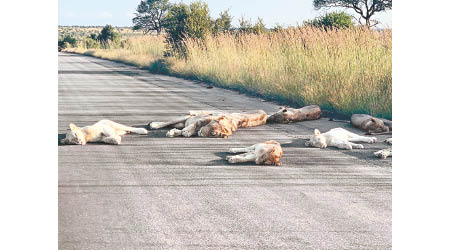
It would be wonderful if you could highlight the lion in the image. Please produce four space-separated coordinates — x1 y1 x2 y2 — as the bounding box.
226 140 283 166
351 114 391 134
60 120 148 145
374 138 392 159
267 105 321 123
149 110 268 138
305 128 377 150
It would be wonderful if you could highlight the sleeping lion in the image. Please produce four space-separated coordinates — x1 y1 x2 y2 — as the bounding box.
329 114 391 134
226 140 283 166
351 114 391 134
60 120 148 145
305 128 377 150
149 110 268 138
267 105 321 123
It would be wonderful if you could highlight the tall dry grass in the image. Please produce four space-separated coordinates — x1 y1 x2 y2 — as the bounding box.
65 27 392 118
66 36 165 67
172 27 392 117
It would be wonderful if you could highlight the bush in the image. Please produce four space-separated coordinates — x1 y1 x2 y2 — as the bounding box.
304 11 354 30
98 25 120 48
85 37 101 49
252 17 266 35
238 16 253 34
238 17 267 34
163 0 213 57
58 36 77 51
213 10 232 35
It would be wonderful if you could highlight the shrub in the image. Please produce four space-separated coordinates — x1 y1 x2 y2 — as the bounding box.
252 17 266 34
58 36 77 51
213 10 232 35
164 1 213 56
85 37 101 49
304 11 354 29
98 25 120 48
238 16 253 34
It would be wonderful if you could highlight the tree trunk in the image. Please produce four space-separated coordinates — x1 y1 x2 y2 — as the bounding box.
365 17 371 27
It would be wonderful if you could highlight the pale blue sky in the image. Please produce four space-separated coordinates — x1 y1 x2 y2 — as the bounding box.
59 0 392 28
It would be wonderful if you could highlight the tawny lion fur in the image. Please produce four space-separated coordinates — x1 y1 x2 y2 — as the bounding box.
60 120 148 145
149 110 268 138
351 114 391 134
226 140 283 166
267 105 321 123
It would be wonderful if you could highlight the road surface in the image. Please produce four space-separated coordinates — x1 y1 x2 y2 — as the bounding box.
58 52 392 250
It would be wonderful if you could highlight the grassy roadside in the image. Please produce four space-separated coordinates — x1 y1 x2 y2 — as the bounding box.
65 27 392 119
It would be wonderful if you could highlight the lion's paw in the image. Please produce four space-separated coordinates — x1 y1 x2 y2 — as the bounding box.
368 137 377 144
374 148 391 159
385 138 392 145
182 131 194 137
166 129 176 137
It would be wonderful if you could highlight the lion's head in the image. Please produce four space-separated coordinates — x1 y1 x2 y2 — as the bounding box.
305 129 327 148
60 123 86 145
361 117 389 134
257 141 283 166
198 116 234 138
267 107 290 123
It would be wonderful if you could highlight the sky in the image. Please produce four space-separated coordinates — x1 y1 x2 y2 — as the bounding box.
59 0 392 28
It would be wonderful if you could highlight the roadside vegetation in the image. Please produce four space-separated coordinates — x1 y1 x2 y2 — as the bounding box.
61 0 392 118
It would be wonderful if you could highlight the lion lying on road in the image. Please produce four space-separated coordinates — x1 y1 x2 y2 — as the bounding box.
60 120 148 145
351 114 391 134
149 110 268 138
374 138 392 159
226 140 283 166
267 105 321 123
305 128 377 150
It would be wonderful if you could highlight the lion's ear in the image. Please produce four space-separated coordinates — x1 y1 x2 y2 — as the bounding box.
69 123 78 131
314 129 321 135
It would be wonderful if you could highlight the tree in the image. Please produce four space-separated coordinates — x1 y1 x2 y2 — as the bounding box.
164 1 213 56
271 23 284 32
132 0 171 35
97 25 120 47
252 17 266 34
238 16 253 34
213 10 232 34
313 0 392 27
304 11 354 29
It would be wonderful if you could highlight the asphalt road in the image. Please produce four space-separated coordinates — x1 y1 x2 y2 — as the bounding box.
58 52 392 250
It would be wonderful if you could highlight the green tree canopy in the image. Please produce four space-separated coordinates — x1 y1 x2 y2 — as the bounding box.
98 25 120 43
213 10 232 34
313 0 392 27
252 17 266 34
132 0 171 35
305 11 354 29
164 1 213 56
